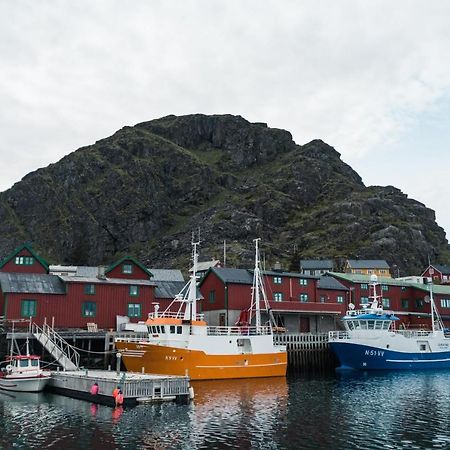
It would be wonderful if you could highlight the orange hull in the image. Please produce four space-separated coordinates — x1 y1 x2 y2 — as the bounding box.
115 342 287 380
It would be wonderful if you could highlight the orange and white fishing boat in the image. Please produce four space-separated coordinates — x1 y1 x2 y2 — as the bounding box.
115 239 287 380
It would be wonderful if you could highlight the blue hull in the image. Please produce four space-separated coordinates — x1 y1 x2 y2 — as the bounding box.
330 342 450 370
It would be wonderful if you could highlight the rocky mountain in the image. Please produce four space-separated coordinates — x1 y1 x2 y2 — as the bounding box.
0 114 448 275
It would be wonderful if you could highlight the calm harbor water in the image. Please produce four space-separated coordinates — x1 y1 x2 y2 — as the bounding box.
1 371 450 450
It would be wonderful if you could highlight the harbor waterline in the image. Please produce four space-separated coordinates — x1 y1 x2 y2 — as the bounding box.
1 371 450 449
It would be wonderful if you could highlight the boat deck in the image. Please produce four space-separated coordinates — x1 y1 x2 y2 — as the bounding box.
48 369 192 406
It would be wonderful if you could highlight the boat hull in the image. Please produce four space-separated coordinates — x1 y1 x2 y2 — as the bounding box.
116 342 287 380
330 341 450 370
0 375 51 392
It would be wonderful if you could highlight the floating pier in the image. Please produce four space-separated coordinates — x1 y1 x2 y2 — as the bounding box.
48 369 192 406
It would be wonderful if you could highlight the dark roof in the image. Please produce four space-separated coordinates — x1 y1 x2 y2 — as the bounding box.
0 243 49 271
149 269 185 282
262 270 318 280
300 260 334 270
433 264 450 275
0 273 65 294
346 259 390 269
318 276 348 291
154 281 187 299
106 255 153 278
207 268 253 285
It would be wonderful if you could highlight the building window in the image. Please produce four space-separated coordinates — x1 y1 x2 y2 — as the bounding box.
273 276 282 284
82 301 96 317
337 296 344 303
129 285 139 296
360 297 369 304
299 278 308 286
84 284 95 295
122 263 133 274
274 292 283 302
127 303 141 317
401 286 407 291
441 299 450 308
21 299 37 318
401 299 409 309
320 295 326 303
416 298 424 309
209 290 215 304
15 256 34 265
382 298 390 308
382 285 389 291
299 293 308 302
360 284 368 290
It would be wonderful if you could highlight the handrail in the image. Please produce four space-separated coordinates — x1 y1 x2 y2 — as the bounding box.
32 322 80 370
346 308 395 316
329 328 441 341
206 325 272 336
147 311 205 321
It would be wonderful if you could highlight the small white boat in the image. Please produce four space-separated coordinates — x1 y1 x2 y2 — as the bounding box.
0 354 51 392
0 324 51 392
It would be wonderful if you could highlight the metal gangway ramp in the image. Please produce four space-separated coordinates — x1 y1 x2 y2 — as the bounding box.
32 322 80 371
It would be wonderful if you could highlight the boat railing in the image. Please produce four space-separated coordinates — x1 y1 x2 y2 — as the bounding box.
394 329 433 338
329 329 437 341
346 308 394 316
329 331 350 340
147 311 205 321
206 326 272 336
115 335 151 343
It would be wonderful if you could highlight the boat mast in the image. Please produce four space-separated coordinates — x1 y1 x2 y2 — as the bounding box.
10 321 14 359
252 238 262 330
184 239 199 322
428 281 444 333
369 274 381 308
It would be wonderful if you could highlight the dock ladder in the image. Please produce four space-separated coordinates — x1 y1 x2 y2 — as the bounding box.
32 322 80 371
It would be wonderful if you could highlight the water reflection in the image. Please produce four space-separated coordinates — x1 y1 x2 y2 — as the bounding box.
189 377 288 449
1 372 450 449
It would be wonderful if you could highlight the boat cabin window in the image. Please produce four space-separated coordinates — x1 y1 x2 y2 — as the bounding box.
374 321 383 330
150 325 165 334
170 325 175 334
383 321 391 330
367 320 375 329
177 326 182 334
19 359 30 368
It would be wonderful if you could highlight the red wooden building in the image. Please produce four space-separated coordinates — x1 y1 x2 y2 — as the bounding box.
199 267 348 332
328 272 450 329
422 264 450 285
0 245 156 330
0 243 49 274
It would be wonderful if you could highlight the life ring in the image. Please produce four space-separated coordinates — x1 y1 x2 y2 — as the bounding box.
5 365 12 373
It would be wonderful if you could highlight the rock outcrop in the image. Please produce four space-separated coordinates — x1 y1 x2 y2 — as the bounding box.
0 114 448 275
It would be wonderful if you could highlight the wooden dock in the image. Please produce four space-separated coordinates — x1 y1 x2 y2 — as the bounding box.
48 369 192 406
274 333 338 371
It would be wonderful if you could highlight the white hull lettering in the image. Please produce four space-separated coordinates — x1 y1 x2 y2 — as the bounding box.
364 350 385 357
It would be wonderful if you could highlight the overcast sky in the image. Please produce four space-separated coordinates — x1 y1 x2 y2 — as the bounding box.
1 1 450 238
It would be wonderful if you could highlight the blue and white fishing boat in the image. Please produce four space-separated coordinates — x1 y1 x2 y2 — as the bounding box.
329 275 450 370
